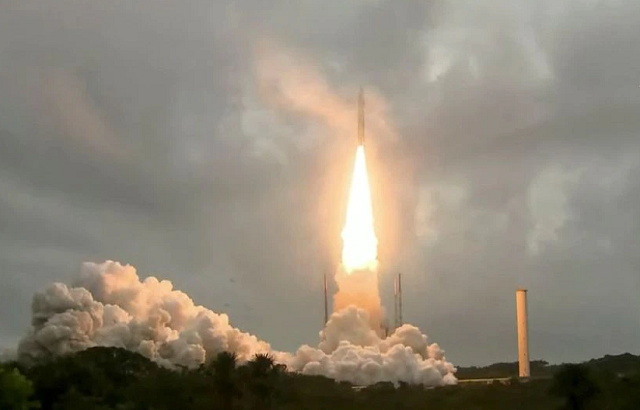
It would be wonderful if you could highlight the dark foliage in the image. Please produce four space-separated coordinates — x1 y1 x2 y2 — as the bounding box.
1 348 638 410
550 364 600 410
456 353 640 381
0 364 39 410
456 360 553 379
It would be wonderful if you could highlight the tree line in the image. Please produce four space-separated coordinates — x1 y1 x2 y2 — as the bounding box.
1 347 639 409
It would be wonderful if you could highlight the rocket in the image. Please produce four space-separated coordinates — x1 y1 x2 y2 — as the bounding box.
358 88 365 146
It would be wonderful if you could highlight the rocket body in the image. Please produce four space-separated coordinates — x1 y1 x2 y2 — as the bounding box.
358 89 364 146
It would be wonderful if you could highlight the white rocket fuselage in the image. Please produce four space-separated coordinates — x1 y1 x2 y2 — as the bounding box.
358 89 364 146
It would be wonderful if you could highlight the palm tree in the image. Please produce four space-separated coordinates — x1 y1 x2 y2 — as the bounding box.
247 354 275 378
212 351 240 409
244 354 281 409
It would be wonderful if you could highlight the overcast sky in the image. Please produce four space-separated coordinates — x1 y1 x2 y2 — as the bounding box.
1 0 639 366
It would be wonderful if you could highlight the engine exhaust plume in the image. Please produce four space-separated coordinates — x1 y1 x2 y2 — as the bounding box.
341 146 378 273
332 265 384 334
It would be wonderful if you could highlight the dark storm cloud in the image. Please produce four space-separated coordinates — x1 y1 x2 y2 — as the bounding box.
1 0 639 365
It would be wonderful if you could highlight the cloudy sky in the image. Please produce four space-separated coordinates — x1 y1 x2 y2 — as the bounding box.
1 0 639 366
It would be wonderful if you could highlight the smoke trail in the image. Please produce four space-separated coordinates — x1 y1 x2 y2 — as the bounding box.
254 39 396 145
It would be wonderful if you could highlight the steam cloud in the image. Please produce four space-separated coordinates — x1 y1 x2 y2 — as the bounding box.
332 266 384 333
289 306 456 386
18 261 271 367
291 262 457 386
17 261 456 386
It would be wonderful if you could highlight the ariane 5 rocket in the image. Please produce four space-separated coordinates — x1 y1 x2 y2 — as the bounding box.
358 88 365 146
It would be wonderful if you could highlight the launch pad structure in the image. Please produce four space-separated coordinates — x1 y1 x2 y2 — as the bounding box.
323 271 329 325
322 273 533 381
393 273 403 329
322 270 405 333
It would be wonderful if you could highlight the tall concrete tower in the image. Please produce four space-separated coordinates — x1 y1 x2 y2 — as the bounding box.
516 289 530 378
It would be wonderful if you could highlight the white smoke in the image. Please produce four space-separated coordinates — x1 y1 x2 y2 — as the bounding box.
18 261 271 367
17 260 456 386
287 306 457 386
333 266 385 334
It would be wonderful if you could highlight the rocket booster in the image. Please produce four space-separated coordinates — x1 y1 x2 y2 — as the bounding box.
358 88 364 146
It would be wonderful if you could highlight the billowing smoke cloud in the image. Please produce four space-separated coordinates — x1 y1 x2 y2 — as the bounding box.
288 306 456 386
333 266 384 333
18 261 271 367
17 261 456 387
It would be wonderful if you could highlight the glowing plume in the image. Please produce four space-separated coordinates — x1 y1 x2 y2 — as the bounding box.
341 146 378 272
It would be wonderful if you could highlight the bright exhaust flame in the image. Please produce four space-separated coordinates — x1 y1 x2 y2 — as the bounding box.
341 146 378 273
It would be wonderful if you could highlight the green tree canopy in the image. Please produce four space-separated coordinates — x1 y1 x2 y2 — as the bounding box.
0 364 40 410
